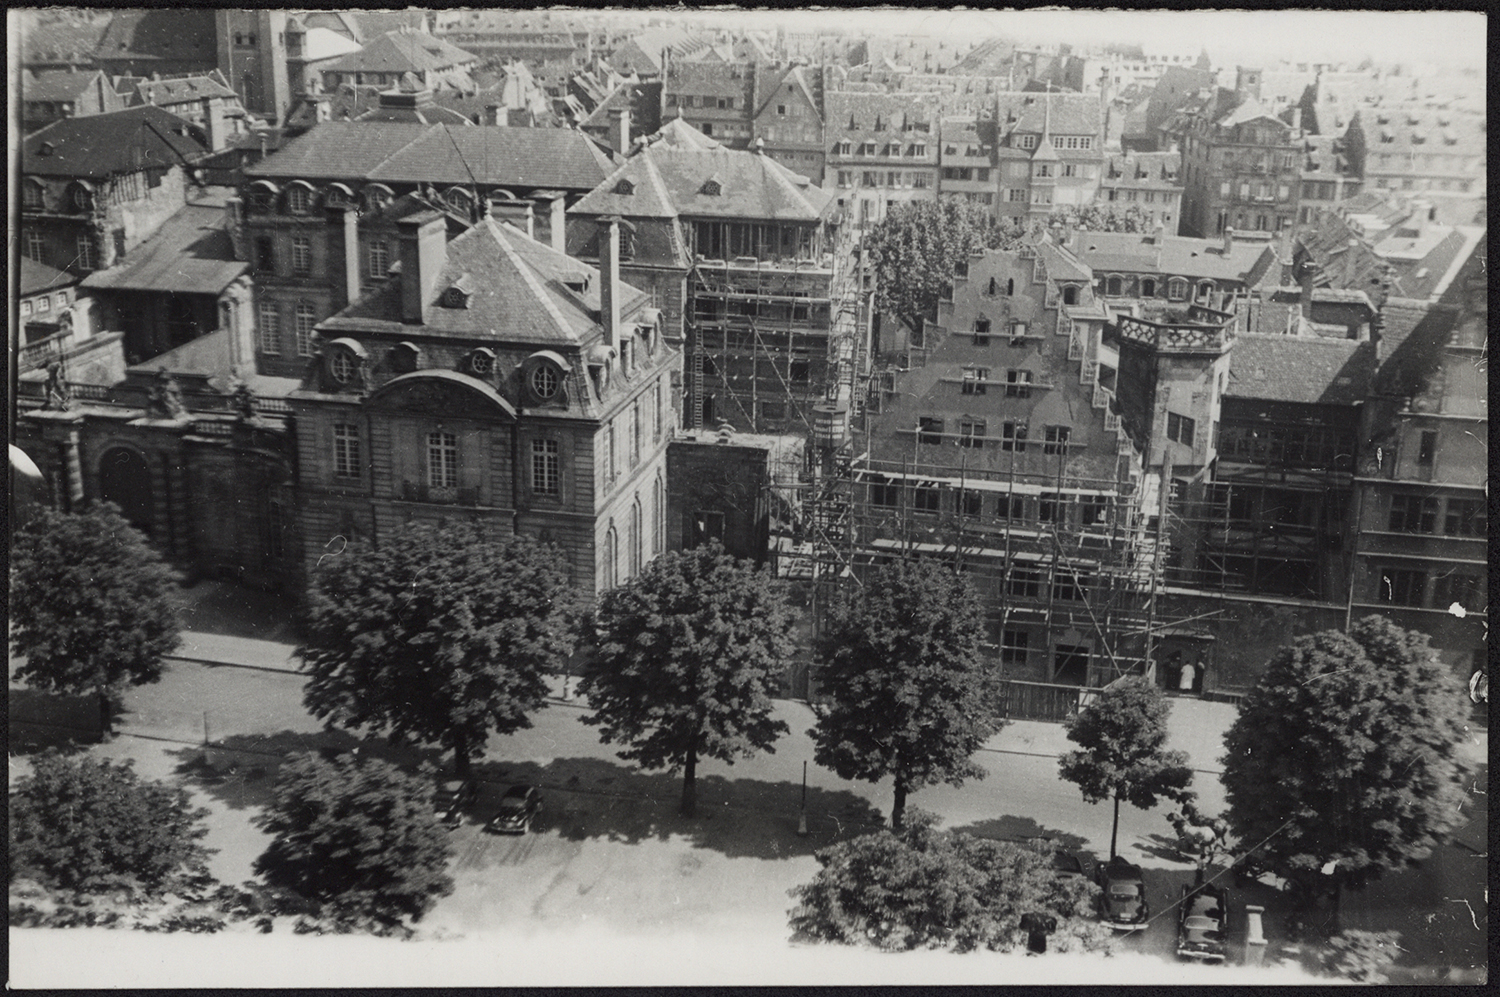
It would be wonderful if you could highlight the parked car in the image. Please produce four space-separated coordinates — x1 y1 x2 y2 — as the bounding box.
1024 837 1086 882
434 777 478 821
485 785 542 834
1176 883 1229 963
1097 857 1148 930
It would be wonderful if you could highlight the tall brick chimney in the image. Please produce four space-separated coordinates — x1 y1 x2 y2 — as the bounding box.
1222 226 1234 255
598 215 622 351
202 96 227 152
397 210 447 324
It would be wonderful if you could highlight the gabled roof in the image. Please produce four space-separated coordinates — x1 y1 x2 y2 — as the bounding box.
21 14 110 66
1225 333 1376 406
81 188 247 294
753 64 820 122
572 145 832 223
133 70 238 107
94 9 217 66
20 258 78 297
581 80 665 138
1072 231 1273 283
1103 151 1181 186
825 90 941 145
650 115 724 151
23 69 108 103
247 121 615 191
300 26 364 62
995 91 1101 138
321 216 647 347
1216 94 1284 129
320 29 478 75
22 105 211 178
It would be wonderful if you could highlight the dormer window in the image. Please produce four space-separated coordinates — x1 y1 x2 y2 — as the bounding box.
286 184 312 214
440 274 473 309
466 347 495 376
614 179 635 195
700 179 721 196
563 274 590 294
836 140 851 155
37 142 55 157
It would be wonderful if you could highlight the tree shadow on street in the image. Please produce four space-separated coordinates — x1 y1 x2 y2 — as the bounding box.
8 687 102 755
1135 832 1189 864
472 755 885 860
948 814 1093 857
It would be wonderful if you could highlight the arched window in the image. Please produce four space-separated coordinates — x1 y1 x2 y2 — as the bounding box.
1006 277 1015 296
23 179 45 210
653 474 664 555
285 184 313 214
987 276 998 296
70 183 96 212
1062 285 1078 305
603 523 618 590
1141 278 1157 297
444 186 472 215
1105 275 1122 296
629 499 642 577
1167 278 1188 301
1197 281 1214 302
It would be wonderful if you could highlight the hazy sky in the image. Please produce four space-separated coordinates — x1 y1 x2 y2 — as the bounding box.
652 8 1485 72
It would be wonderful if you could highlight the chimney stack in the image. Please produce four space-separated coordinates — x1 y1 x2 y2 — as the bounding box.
485 104 501 126
1222 226 1234 255
490 197 535 240
598 216 622 351
1298 257 1316 324
396 210 448 324
202 96 227 152
609 105 630 155
547 193 567 254
340 206 361 308
1290 106 1302 132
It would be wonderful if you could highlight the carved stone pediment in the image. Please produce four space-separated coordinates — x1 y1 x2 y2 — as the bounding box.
368 373 514 421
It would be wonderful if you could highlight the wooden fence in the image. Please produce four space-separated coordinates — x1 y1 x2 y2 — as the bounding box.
1000 679 1086 723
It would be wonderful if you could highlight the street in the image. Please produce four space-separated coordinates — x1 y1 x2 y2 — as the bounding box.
8 619 1487 983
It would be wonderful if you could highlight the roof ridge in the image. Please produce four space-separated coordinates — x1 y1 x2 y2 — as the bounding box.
485 218 578 341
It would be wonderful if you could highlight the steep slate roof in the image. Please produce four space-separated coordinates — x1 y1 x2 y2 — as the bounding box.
825 90 941 146
1225 333 1376 406
133 71 238 107
23 69 108 103
995 91 1101 137
319 29 478 75
1216 94 1280 128
321 215 646 346
20 258 78 297
651 115 724 150
573 145 832 222
21 14 111 66
22 105 211 178
1072 231 1273 283
247 121 614 191
1103 151 1181 186
581 80 665 138
753 64 820 121
81 188 246 294
94 9 217 67
370 126 615 190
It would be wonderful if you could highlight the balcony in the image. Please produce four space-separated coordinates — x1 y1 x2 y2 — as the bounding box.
401 481 482 505
1107 307 1235 355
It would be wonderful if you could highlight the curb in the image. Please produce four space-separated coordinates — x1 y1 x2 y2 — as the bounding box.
165 655 299 676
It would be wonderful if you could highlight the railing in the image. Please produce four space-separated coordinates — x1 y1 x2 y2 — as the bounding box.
1112 314 1234 354
999 679 1087 723
401 481 482 505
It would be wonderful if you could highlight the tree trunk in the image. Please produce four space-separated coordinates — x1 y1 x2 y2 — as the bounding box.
98 689 113 739
891 779 908 832
1109 792 1122 861
453 732 470 777
680 743 698 817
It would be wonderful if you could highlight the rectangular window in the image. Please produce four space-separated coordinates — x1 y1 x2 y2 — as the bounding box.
1043 425 1070 455
292 236 311 277
913 483 940 513
1001 629 1029 666
1443 498 1485 536
1039 493 1068 524
257 301 280 354
997 494 1025 520
1166 411 1195 446
1377 566 1426 607
1080 494 1108 526
1417 430 1436 465
368 240 390 279
427 431 458 489
532 438 560 495
606 422 616 484
333 424 361 479
760 400 786 422
917 416 944 446
294 302 316 357
1007 566 1040 599
75 235 95 270
961 489 983 517
629 402 641 466
957 419 984 449
870 475 900 507
972 318 992 345
838 170 851 187
1388 494 1439 533
1434 572 1484 612
653 381 664 439
24 230 45 263
255 236 275 273
1001 421 1028 452
1007 188 1027 203
1051 570 1085 602
962 367 989 395
1005 368 1033 399
911 172 931 189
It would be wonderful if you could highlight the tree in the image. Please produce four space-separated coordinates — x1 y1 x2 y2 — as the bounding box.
863 199 1027 334
1058 676 1193 860
810 558 1003 830
298 522 581 777
9 752 211 895
9 502 181 734
787 808 1107 953
253 752 454 929
578 543 795 817
1045 203 1149 233
1317 929 1403 983
1221 616 1474 912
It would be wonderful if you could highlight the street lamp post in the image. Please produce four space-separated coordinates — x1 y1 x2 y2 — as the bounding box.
797 760 809 836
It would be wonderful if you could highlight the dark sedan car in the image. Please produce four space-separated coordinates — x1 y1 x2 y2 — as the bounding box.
1176 883 1229 963
434 777 478 824
485 785 542 834
1098 857 1148 930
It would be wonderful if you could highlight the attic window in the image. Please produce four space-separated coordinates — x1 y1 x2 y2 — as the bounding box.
38 142 54 157
700 179 722 196
440 275 474 309
614 179 635 195
563 274 590 293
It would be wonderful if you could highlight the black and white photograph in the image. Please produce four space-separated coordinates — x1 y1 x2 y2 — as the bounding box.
8 6 1486 987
